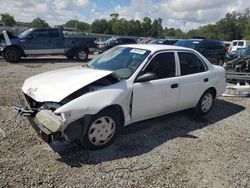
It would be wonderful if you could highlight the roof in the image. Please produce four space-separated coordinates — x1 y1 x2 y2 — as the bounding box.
121 44 194 53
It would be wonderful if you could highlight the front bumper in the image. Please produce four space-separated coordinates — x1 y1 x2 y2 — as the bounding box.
14 93 63 143
14 93 85 151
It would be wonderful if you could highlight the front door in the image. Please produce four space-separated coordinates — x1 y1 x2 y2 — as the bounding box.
21 29 51 55
132 52 180 121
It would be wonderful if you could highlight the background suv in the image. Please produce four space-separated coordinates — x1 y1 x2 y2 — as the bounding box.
174 39 226 65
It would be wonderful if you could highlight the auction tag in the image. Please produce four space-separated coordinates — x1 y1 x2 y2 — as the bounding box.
130 49 146 54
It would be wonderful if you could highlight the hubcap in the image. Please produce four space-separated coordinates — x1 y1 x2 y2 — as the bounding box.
201 93 213 113
78 51 86 60
6 50 17 60
88 116 116 146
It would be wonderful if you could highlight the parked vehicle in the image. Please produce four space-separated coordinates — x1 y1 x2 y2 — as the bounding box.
150 39 179 45
228 40 250 52
97 37 137 52
174 39 226 65
224 45 250 73
226 48 246 61
0 28 97 62
14 44 226 150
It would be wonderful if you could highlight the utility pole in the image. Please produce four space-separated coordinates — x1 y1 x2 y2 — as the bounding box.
182 21 186 39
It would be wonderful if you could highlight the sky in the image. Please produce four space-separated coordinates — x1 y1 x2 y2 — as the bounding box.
0 0 249 31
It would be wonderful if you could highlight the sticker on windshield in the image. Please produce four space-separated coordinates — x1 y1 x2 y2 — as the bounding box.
193 41 200 44
130 49 146 54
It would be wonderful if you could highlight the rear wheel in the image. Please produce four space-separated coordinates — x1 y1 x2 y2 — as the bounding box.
194 89 215 115
75 49 88 62
82 109 121 150
3 47 22 63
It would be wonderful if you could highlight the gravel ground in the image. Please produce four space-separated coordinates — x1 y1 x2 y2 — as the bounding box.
0 56 250 188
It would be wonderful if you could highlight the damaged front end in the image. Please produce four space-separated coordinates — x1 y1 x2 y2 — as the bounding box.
13 71 122 151
13 94 69 148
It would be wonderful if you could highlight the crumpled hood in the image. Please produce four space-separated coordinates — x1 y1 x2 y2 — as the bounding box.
22 66 112 102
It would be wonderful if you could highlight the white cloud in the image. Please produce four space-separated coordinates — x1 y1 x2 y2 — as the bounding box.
0 0 249 30
115 0 250 30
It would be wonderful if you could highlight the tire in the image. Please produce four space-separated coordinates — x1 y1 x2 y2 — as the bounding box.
3 46 22 63
75 49 88 62
82 108 121 150
65 54 74 59
194 89 215 115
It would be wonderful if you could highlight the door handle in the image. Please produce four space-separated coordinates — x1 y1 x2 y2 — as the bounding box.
171 83 179 88
204 78 209 82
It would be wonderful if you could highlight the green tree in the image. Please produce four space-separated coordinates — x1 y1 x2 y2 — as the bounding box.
110 13 119 21
244 19 250 39
1 13 16 26
30 18 49 28
142 17 152 37
151 18 164 38
91 19 111 34
64 20 90 31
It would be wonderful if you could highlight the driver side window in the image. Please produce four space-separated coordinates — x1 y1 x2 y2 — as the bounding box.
144 52 176 79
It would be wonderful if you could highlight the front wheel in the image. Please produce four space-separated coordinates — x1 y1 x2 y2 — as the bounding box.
194 90 214 115
75 49 88 62
3 47 21 63
82 109 121 150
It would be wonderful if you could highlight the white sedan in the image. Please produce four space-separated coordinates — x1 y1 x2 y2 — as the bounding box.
15 44 226 150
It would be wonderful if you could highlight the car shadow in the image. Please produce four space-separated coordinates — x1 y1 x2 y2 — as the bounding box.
56 98 245 167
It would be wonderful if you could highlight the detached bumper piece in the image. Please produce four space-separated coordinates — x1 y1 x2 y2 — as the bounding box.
13 104 36 117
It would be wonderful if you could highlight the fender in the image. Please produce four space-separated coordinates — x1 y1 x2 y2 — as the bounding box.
54 80 133 125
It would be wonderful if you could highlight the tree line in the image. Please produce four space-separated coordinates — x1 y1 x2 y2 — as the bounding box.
1 8 250 40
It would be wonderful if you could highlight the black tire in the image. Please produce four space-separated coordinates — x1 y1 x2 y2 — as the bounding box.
82 108 121 150
65 54 74 59
3 46 22 63
194 89 215 115
75 49 88 62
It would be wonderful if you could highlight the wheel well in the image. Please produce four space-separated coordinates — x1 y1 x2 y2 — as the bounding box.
3 45 25 56
101 105 125 127
206 87 217 99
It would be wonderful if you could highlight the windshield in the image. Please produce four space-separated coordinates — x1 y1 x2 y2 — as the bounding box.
105 37 116 44
174 40 200 49
18 29 33 38
88 46 151 79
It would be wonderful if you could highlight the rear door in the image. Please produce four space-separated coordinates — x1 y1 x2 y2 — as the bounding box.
132 51 180 121
48 29 64 54
177 51 210 110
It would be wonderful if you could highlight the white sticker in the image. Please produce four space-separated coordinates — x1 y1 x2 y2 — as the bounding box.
193 41 200 44
130 49 146 55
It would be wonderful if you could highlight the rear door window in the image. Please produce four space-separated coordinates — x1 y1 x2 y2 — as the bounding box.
49 29 60 38
178 52 206 75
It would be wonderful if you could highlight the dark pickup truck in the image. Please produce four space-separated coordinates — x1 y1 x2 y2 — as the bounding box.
0 28 97 62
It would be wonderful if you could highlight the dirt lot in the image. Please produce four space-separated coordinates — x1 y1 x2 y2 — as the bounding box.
0 56 250 188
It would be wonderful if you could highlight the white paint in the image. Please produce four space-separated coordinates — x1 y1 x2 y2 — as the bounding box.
2 31 11 46
22 66 113 102
22 44 227 136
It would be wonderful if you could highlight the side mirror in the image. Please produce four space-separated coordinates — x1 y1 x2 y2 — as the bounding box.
136 72 157 82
